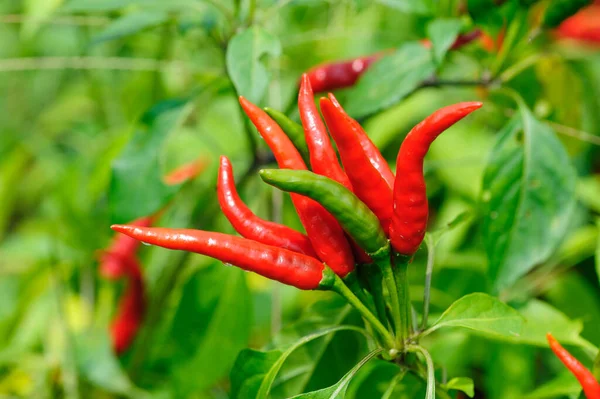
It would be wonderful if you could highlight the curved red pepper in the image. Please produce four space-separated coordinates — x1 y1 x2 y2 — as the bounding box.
305 30 483 93
556 4 600 44
111 274 145 355
320 93 394 233
239 97 355 277
111 225 327 290
298 74 353 191
390 102 482 256
547 333 600 399
218 155 317 257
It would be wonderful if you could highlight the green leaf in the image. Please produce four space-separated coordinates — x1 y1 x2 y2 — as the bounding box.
594 350 600 380
523 371 581 399
443 377 475 398
74 330 139 396
289 349 383 399
92 11 169 44
171 266 252 394
255 326 369 399
426 18 463 65
226 27 281 104
375 0 432 14
578 177 600 214
231 349 283 399
109 101 192 223
481 102 577 292
62 0 144 12
425 293 524 338
344 42 436 118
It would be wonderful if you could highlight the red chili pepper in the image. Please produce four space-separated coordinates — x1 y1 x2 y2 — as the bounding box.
298 75 353 191
111 225 329 290
239 97 355 277
556 4 600 44
320 93 394 233
163 156 210 185
111 274 145 355
390 102 482 256
305 54 382 94
305 31 483 93
547 333 600 399
218 155 317 257
100 216 153 279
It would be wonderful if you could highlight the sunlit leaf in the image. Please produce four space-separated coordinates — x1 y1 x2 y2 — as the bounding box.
443 377 475 398
425 293 524 338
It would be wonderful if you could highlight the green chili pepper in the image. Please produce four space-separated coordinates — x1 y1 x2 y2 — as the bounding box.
259 169 388 255
543 0 591 28
264 107 311 166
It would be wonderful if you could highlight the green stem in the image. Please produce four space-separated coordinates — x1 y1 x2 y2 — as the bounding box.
344 272 377 316
407 345 436 399
421 235 434 331
332 275 396 350
365 266 390 328
392 254 411 349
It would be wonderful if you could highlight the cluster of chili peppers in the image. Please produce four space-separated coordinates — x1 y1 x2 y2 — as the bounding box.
547 333 600 398
112 75 481 352
100 156 209 354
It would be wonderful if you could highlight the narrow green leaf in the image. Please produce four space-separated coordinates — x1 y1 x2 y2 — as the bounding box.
256 326 370 399
426 18 463 65
344 42 436 118
381 371 406 399
109 102 192 223
443 377 475 398
481 102 577 292
425 293 524 338
596 218 600 285
63 0 144 12
593 350 600 380
92 11 169 44
226 27 281 104
289 349 383 399
231 349 283 399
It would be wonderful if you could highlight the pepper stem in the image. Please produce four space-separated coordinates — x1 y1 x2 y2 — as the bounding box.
393 254 411 349
372 251 402 344
365 266 390 329
331 274 396 350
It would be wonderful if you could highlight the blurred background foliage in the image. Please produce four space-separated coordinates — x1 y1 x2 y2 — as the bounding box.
0 0 599 398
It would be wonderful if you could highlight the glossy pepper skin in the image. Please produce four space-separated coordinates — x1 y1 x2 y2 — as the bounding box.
239 96 355 278
298 74 353 191
547 333 600 399
111 225 328 290
390 102 483 256
111 271 145 354
264 107 311 166
320 93 394 233
217 155 316 257
260 169 388 255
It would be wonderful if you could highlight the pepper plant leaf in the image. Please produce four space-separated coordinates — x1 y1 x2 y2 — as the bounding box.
426 18 463 65
109 101 192 224
596 218 600 285
481 102 577 292
344 42 436 118
289 348 383 399
424 293 524 338
226 26 281 104
443 377 475 398
522 371 582 399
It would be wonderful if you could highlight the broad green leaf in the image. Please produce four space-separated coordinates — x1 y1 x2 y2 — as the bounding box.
289 349 383 399
443 377 474 398
74 330 140 396
344 42 436 118
512 300 593 349
92 11 169 44
231 349 283 399
426 18 463 65
481 103 577 292
255 326 369 399
171 267 252 395
523 371 581 399
226 27 281 104
109 101 192 223
425 293 523 338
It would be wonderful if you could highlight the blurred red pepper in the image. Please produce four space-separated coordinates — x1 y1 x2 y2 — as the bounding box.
111 272 145 355
163 156 210 185
556 3 600 44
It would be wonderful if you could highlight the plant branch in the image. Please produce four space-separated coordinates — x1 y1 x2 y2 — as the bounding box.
421 235 435 331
